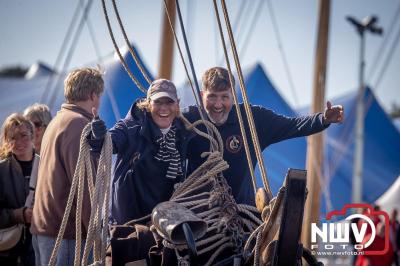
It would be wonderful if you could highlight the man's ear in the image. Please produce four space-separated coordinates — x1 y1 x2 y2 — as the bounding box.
200 90 204 97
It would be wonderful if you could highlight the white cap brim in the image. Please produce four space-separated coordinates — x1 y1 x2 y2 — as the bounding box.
149 91 177 101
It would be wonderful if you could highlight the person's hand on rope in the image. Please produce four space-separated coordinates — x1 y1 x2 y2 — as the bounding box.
91 107 107 140
323 101 344 125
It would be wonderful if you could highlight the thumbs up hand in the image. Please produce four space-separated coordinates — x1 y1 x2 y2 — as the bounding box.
91 107 107 140
323 101 344 125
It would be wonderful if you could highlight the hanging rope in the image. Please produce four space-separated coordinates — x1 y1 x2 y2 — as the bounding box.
219 0 273 199
111 0 152 85
162 0 202 112
163 0 216 152
238 0 265 61
174 0 206 114
212 0 258 196
48 125 112 266
46 0 95 110
368 1 400 83
265 0 300 107
40 0 82 103
101 0 147 93
217 0 249 66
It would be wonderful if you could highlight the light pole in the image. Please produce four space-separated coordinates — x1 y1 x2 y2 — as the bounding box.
346 16 382 204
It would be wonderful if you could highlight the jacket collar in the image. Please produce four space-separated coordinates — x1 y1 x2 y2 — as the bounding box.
61 103 92 120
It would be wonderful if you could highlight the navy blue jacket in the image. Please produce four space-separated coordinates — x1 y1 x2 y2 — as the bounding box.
100 102 192 224
183 104 328 206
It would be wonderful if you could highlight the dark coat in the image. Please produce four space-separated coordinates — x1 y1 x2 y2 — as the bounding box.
0 154 39 227
183 104 328 206
94 101 193 224
0 153 38 264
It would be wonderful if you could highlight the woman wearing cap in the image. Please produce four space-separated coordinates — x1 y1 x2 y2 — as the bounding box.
90 79 192 224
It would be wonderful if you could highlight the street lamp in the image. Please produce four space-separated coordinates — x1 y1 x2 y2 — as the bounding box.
346 15 383 204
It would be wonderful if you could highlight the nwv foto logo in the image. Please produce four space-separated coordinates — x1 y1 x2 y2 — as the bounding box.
310 203 390 255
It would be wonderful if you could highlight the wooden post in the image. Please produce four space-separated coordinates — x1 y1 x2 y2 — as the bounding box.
301 0 330 250
158 0 176 80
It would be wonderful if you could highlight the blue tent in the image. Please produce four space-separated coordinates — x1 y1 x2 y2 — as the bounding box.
99 46 153 128
178 63 399 214
224 64 400 214
320 87 400 213
1 47 398 215
0 45 152 128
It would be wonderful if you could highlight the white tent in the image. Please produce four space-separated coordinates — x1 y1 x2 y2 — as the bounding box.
376 175 400 214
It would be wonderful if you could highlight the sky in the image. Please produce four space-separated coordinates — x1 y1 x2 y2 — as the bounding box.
0 0 399 113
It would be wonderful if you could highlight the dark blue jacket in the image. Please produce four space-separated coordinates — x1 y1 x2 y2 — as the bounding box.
183 104 328 206
100 101 192 224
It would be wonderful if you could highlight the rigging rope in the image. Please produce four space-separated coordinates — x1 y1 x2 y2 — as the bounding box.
40 0 82 103
163 0 216 151
238 0 265 61
221 0 273 199
81 0 122 123
368 1 400 84
111 0 152 85
47 0 95 110
212 0 258 195
266 0 300 107
373 16 400 90
162 0 202 112
215 0 273 200
217 0 249 66
101 0 147 93
174 0 203 105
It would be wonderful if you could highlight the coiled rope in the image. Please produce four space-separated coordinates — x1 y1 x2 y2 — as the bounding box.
157 116 263 266
49 124 112 266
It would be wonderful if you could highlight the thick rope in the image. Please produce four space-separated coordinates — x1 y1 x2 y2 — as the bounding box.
111 0 152 85
82 131 112 265
49 124 112 266
160 117 262 265
48 126 91 266
219 0 273 199
101 0 147 93
163 0 216 152
212 0 258 195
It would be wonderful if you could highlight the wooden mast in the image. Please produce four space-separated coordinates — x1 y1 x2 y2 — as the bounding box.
301 0 330 249
158 0 176 79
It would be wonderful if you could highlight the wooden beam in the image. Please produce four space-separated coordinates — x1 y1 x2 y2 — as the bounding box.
301 0 330 251
158 0 176 80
